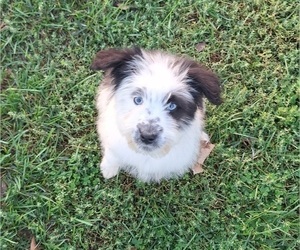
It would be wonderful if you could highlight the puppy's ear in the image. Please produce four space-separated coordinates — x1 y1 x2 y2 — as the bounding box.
187 62 222 105
90 47 142 71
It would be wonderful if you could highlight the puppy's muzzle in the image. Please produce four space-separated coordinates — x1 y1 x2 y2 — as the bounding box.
137 123 163 145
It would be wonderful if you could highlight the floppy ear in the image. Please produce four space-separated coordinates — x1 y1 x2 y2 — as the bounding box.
90 47 142 71
187 62 222 105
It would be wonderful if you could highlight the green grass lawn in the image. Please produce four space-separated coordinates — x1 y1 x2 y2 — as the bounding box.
1 0 299 249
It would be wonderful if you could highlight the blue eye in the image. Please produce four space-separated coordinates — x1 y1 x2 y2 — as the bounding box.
134 96 143 105
166 102 177 111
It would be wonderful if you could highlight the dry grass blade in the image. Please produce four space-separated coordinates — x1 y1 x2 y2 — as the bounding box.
0 175 7 198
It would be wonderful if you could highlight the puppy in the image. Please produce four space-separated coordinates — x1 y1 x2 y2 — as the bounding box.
91 47 222 182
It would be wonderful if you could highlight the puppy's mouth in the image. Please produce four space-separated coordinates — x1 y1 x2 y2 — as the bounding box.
134 133 161 152
138 142 160 152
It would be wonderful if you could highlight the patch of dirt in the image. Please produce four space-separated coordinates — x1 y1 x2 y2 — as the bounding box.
210 53 222 63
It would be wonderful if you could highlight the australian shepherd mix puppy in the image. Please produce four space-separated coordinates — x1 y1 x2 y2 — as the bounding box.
91 47 222 182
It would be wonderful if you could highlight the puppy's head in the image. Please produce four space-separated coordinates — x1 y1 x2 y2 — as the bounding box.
91 47 222 156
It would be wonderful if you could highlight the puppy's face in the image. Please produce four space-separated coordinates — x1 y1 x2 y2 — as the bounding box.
91 48 222 156
113 61 196 155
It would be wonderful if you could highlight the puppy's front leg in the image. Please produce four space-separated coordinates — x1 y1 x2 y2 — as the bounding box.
100 151 120 179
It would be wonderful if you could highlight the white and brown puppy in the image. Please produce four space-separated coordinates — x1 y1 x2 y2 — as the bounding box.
91 47 222 182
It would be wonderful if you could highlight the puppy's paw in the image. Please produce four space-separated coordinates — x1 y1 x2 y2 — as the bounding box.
100 163 119 179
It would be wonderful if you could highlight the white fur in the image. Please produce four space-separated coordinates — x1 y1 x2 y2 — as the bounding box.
96 50 209 182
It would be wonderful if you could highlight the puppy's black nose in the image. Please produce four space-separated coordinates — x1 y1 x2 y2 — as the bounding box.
140 132 158 145
137 122 162 145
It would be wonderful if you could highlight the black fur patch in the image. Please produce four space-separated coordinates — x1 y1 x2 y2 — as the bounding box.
185 77 205 108
110 48 143 91
186 61 222 105
167 94 198 126
90 47 143 91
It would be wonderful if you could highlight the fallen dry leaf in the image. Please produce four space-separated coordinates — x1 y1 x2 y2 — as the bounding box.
192 163 205 174
198 141 215 164
0 22 7 31
30 236 40 250
195 42 206 52
192 141 215 175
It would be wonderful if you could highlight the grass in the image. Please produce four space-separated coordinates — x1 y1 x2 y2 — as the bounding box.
0 0 299 249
